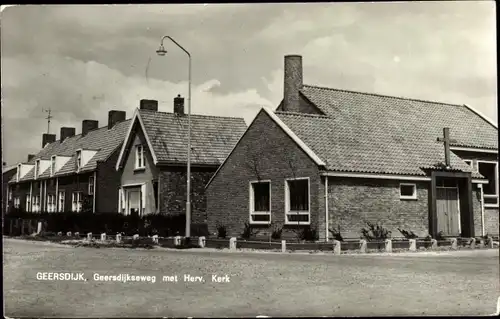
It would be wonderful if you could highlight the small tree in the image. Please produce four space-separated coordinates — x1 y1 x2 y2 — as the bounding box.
329 225 344 242
398 227 418 239
361 221 391 250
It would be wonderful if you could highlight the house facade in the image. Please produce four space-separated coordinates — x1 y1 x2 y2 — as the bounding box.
6 111 130 214
2 165 17 215
115 96 247 226
206 55 498 240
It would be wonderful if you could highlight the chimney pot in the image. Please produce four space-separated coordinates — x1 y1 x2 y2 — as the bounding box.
42 133 56 148
173 94 185 115
283 54 303 112
139 99 158 112
82 120 99 137
60 127 76 142
108 110 126 129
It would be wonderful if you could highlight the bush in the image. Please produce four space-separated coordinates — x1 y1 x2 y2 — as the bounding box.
294 226 319 242
216 224 227 239
329 225 344 242
398 227 418 239
361 221 391 242
241 222 260 240
271 223 283 240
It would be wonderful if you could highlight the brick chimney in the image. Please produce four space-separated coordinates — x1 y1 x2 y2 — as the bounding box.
27 154 36 162
173 94 185 115
60 127 76 142
108 110 126 129
140 99 158 112
283 55 303 112
42 133 56 148
82 120 99 137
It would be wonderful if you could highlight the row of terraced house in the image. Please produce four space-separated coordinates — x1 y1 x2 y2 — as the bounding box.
3 55 499 239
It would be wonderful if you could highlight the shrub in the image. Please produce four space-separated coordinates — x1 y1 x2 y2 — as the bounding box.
361 221 391 242
294 225 319 242
482 233 492 246
216 224 227 239
241 222 260 240
271 223 283 240
329 225 344 242
398 227 418 239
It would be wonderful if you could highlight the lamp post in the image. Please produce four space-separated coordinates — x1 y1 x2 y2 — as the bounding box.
156 36 192 238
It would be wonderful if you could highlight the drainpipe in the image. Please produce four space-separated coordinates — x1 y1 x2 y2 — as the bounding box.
479 184 485 236
29 182 32 212
92 171 96 213
55 178 59 213
325 176 329 242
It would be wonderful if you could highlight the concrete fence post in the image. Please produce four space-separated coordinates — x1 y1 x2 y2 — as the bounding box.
174 236 181 246
451 238 458 250
133 234 139 240
409 239 417 252
100 233 106 241
385 239 392 253
37 222 43 235
116 233 122 243
431 239 438 249
198 236 206 248
87 233 92 241
333 240 341 255
66 231 72 237
281 240 286 253
57 231 62 236
470 238 476 249
359 239 367 253
229 237 237 251
488 238 494 249
152 235 159 244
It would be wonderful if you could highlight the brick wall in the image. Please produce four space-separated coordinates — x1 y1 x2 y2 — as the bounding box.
57 173 92 212
97 149 123 213
328 178 429 239
158 167 215 224
484 208 499 235
472 186 482 236
206 110 322 239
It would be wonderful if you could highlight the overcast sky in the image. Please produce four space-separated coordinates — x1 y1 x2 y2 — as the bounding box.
1 2 497 167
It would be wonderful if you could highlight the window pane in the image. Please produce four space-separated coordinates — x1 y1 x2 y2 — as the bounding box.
400 185 415 196
478 162 497 195
252 182 270 211
288 179 309 211
251 214 270 222
288 214 309 222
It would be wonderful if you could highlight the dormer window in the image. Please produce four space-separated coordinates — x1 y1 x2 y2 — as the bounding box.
51 156 56 176
135 145 145 170
34 159 41 179
76 150 82 170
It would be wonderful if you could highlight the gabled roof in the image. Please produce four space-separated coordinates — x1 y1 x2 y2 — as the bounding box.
116 109 247 169
272 84 497 177
9 120 130 183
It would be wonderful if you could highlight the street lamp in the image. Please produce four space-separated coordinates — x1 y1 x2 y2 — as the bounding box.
156 35 192 238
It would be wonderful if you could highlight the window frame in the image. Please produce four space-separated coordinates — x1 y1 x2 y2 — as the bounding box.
58 191 65 212
75 149 82 171
284 177 311 225
33 195 40 213
135 145 146 170
25 195 31 212
72 191 83 212
248 180 272 225
88 176 94 195
399 183 417 200
477 160 499 208
13 197 20 209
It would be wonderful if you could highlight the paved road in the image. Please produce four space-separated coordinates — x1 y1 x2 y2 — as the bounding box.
3 238 499 317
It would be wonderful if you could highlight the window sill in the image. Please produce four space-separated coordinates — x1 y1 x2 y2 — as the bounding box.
484 204 499 208
400 196 417 200
284 221 311 226
249 220 271 225
134 167 146 172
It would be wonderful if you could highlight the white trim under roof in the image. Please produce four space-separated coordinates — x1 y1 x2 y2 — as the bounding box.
320 171 431 181
205 106 325 188
462 104 498 129
115 109 158 171
450 146 498 154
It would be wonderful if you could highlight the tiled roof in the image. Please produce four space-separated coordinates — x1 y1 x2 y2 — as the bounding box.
275 85 497 177
9 120 130 183
139 110 247 166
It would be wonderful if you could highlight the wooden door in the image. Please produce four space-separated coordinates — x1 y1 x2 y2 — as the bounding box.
436 187 460 236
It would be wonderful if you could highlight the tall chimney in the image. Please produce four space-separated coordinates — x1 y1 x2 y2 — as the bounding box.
27 154 36 162
173 94 185 115
82 120 99 137
60 127 76 142
42 133 56 148
283 55 303 112
139 99 158 112
108 110 126 129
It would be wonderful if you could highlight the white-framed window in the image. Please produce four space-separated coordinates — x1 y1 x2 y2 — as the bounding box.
477 160 499 207
399 183 417 200
72 192 83 212
50 156 56 176
13 197 20 209
135 145 145 169
285 177 310 225
88 176 94 195
47 194 56 213
249 180 271 224
76 150 82 170
25 195 31 212
58 191 65 212
34 159 40 179
32 195 41 213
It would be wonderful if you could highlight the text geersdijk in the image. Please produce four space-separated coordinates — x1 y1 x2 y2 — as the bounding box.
36 272 87 281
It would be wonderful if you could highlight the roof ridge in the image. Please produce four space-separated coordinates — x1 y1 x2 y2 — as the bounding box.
139 109 245 121
275 111 329 119
302 84 463 107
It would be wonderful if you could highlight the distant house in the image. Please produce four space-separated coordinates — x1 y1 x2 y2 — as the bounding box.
114 96 247 226
6 110 130 214
2 165 17 215
206 55 498 240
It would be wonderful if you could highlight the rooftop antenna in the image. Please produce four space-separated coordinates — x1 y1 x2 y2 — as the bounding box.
42 108 53 134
